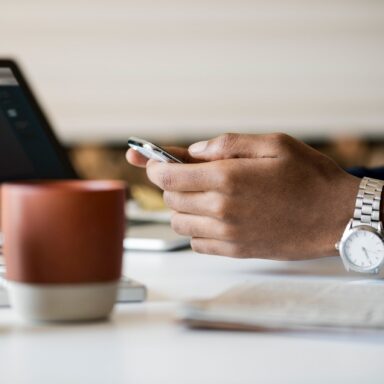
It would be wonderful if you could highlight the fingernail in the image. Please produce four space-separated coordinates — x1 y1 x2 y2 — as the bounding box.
189 141 208 154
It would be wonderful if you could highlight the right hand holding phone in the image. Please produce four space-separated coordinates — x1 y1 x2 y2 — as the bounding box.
126 133 359 261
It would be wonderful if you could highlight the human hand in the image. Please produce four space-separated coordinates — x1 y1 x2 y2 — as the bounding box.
128 133 360 260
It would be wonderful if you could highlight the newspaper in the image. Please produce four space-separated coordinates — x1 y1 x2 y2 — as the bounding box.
181 279 384 330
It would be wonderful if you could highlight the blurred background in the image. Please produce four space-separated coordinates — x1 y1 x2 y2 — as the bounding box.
1 0 383 202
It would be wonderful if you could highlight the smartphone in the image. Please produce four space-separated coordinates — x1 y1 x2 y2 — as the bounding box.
128 137 184 163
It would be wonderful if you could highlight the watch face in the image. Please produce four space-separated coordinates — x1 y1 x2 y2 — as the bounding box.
343 228 384 271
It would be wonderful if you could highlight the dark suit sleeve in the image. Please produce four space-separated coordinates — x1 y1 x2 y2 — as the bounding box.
347 167 384 181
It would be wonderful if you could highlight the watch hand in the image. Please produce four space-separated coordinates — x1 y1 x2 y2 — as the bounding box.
362 247 371 262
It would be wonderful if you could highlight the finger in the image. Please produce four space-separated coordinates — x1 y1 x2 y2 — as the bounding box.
188 132 293 161
146 160 223 192
163 191 233 220
126 148 148 168
191 238 265 258
190 238 242 258
171 212 237 241
191 238 286 259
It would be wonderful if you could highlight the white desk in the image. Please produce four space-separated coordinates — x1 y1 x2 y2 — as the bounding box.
1 249 384 384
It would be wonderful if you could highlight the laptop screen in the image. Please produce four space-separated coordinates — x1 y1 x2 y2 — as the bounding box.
0 63 76 181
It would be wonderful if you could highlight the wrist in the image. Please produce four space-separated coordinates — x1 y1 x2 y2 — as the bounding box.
320 173 361 257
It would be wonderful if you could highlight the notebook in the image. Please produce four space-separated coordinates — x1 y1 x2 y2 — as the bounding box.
180 279 384 331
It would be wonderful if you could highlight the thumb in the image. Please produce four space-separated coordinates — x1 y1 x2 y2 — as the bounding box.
188 133 284 161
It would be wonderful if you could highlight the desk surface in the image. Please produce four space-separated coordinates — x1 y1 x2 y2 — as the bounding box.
1 249 384 384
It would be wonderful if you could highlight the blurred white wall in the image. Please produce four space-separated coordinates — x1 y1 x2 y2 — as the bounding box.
1 0 383 142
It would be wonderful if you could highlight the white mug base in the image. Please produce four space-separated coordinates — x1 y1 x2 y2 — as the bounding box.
7 280 119 322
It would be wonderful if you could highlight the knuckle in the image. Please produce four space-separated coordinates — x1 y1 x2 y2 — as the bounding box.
212 196 231 220
170 214 184 234
225 242 247 258
216 133 239 151
190 239 203 254
219 223 240 241
191 238 221 256
189 168 206 187
214 241 239 258
216 165 235 193
190 238 243 257
158 171 174 190
269 132 292 148
225 246 240 258
163 191 174 208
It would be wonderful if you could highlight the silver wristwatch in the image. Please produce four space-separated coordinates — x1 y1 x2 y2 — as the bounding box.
336 177 384 274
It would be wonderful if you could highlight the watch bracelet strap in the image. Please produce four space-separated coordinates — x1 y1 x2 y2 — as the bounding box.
353 177 384 230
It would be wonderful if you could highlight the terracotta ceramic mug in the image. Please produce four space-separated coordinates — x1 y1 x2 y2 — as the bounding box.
1 180 126 322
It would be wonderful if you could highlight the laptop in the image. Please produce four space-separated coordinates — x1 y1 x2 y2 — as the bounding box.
0 58 189 250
